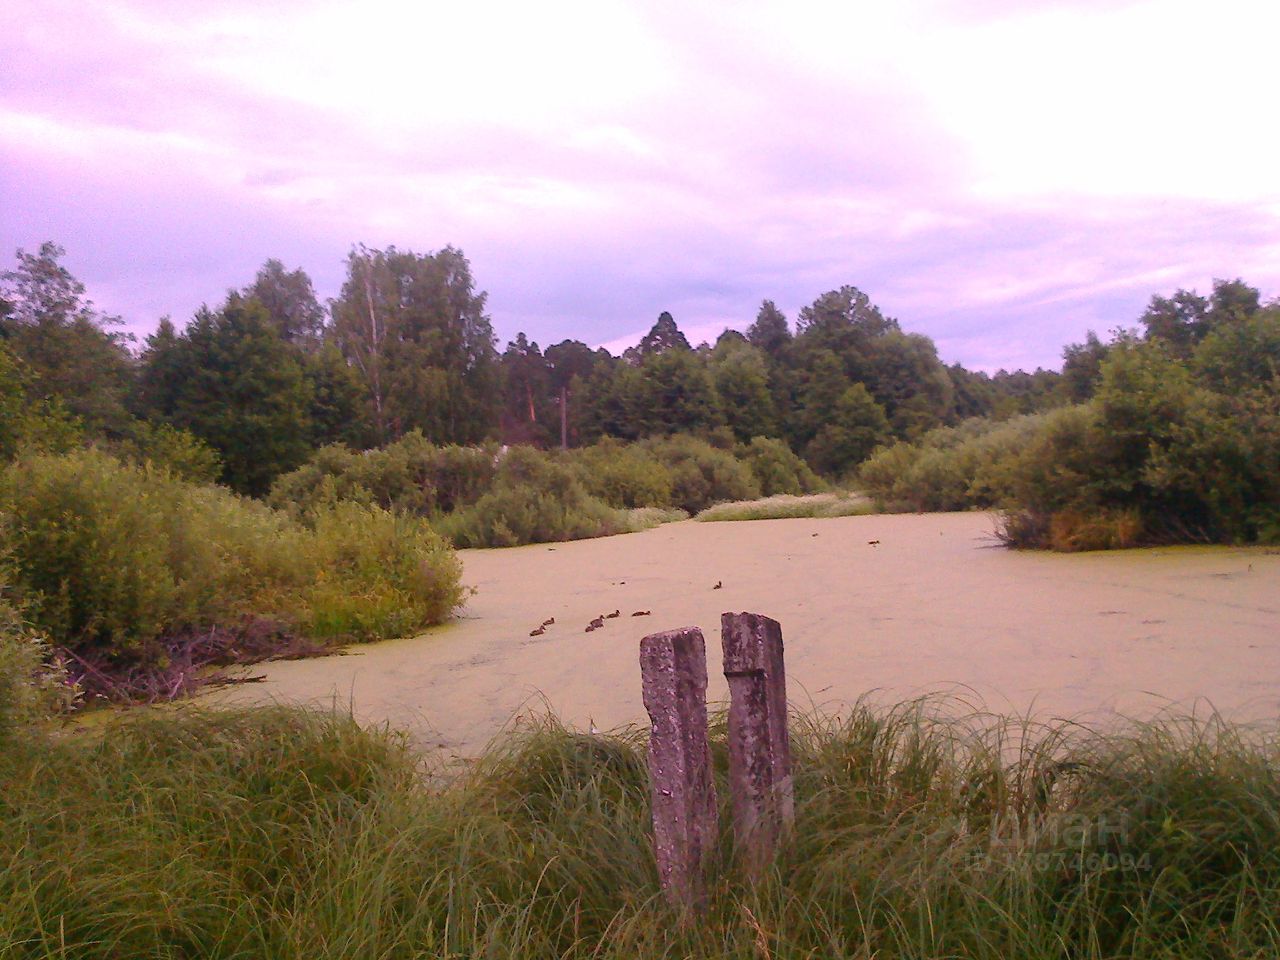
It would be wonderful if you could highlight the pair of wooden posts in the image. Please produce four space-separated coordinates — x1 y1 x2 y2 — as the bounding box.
639 612 793 909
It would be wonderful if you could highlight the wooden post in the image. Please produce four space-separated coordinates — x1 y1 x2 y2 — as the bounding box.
640 627 718 911
721 612 794 876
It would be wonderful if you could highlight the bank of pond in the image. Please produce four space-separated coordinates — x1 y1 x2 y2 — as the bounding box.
5 312 1280 711
3 699 1279 958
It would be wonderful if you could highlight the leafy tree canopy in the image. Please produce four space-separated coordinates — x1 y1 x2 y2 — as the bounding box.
0 243 134 435
331 244 497 444
242 258 326 347
137 297 313 495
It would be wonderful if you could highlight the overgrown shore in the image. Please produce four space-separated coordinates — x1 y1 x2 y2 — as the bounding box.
3 699 1278 958
0 434 823 704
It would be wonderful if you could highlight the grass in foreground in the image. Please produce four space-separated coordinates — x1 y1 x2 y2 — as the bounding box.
3 699 1279 958
695 491 873 522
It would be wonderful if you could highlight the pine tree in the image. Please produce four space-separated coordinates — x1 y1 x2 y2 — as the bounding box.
637 311 691 356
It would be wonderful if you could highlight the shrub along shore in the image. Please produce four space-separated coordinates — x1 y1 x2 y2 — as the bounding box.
3 699 1279 958
0 435 822 706
859 308 1280 550
268 431 825 546
0 448 465 705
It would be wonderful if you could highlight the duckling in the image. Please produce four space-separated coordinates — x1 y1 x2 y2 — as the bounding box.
588 616 605 630
585 624 597 633
631 610 651 617
712 580 723 590
605 609 620 619
529 626 545 637
542 617 555 627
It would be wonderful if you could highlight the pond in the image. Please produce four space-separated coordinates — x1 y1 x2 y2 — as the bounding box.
209 512 1280 758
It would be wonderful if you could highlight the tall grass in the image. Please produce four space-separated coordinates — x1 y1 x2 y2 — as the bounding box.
4 699 1278 958
623 505 690 531
0 583 75 745
695 492 873 522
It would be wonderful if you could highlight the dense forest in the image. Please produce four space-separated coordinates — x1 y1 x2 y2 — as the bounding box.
0 241 1066 494
3 240 1276 548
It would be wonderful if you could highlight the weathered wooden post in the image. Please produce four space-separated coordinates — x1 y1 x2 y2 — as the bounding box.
639 627 719 911
721 612 794 875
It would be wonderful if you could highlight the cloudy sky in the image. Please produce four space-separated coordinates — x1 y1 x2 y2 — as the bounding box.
3 0 1277 371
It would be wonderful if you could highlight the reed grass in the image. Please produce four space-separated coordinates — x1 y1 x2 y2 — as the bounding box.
623 506 689 531
695 492 874 522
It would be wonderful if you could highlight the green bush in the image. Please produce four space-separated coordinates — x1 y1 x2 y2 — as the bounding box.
862 330 1280 550
420 439 500 512
570 438 675 508
969 404 1100 512
166 480 314 629
269 432 498 520
0 341 83 460
858 415 1043 512
1143 388 1280 544
274 434 830 546
1193 306 1280 393
0 449 185 662
304 501 464 640
0 449 465 675
439 445 625 548
1090 338 1198 507
267 442 380 516
737 436 824 497
111 421 224 484
641 434 760 513
854 435 925 506
861 403 1155 546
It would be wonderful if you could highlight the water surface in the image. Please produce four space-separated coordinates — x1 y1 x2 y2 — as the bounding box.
211 512 1280 757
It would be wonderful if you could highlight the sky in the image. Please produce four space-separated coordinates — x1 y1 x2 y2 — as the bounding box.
2 0 1278 372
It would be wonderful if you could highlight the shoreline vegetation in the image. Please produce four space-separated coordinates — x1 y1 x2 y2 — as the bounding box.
0 448 466 706
857 297 1280 551
695 491 873 522
1 242 1276 715
0 433 830 709
270 432 827 546
4 698 1280 958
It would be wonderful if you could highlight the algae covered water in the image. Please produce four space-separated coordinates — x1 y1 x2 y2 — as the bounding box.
211 512 1280 757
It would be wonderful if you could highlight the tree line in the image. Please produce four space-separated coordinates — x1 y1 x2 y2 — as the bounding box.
859 276 1280 547
6 239 1249 498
